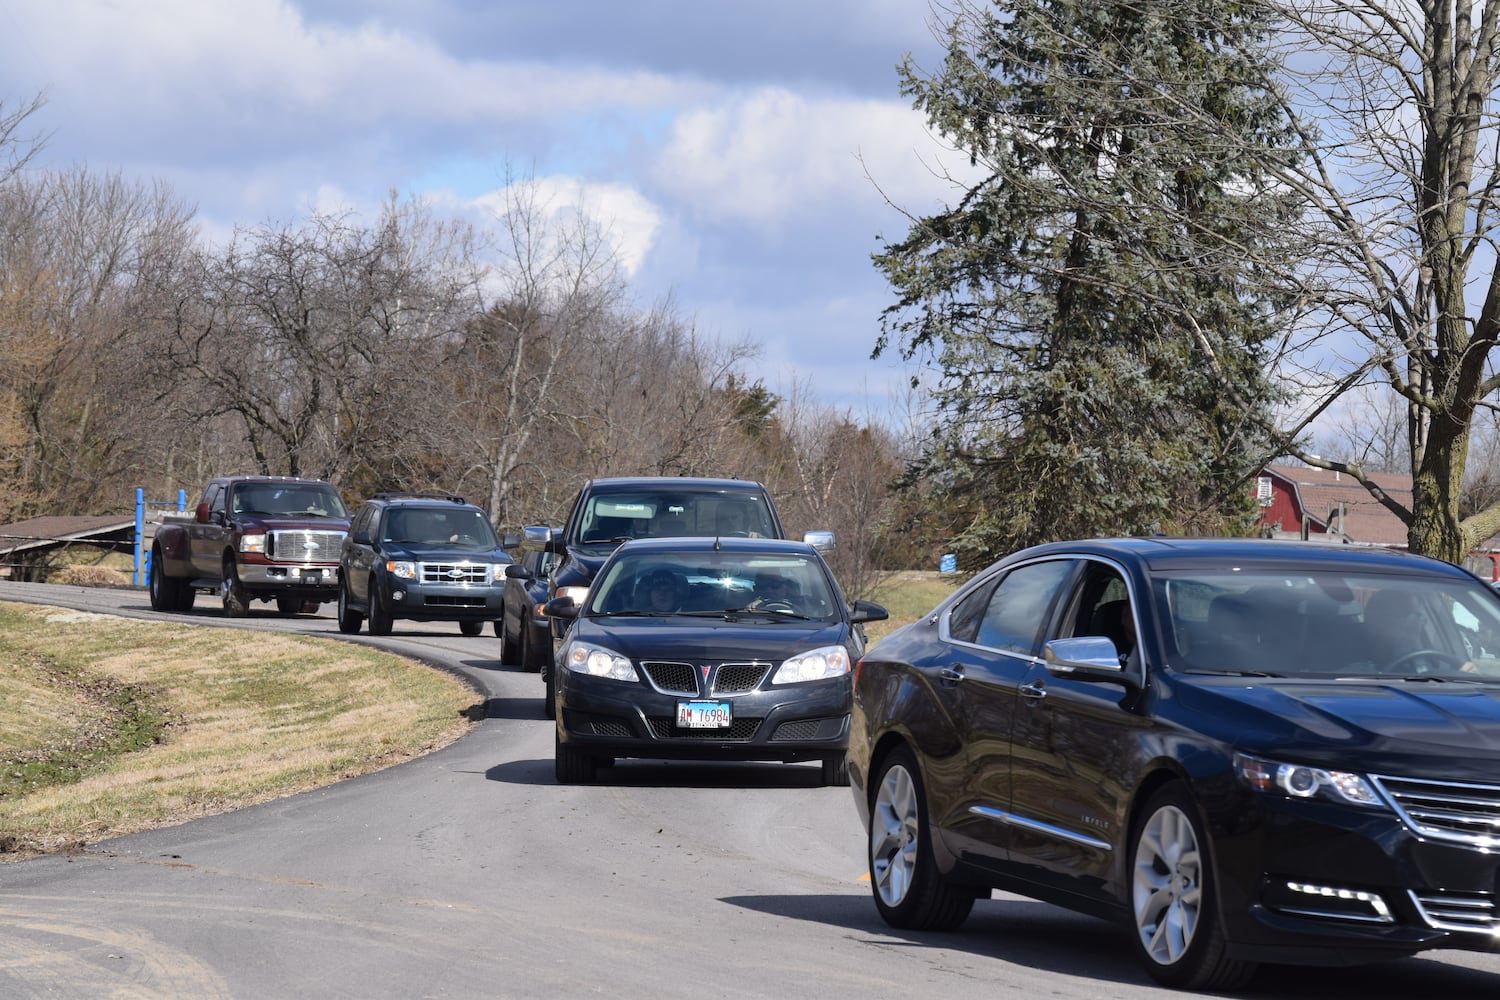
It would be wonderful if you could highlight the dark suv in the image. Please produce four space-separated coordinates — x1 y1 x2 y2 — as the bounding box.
337 493 511 636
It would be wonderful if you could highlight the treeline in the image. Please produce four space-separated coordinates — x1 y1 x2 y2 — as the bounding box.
0 164 934 595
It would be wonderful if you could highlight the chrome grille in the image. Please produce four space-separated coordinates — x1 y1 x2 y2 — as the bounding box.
713 663 770 694
642 660 698 695
1409 890 1500 934
1372 774 1500 848
418 562 489 585
267 529 345 564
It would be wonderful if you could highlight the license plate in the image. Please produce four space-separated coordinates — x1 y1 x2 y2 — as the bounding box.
301 568 328 582
676 700 732 729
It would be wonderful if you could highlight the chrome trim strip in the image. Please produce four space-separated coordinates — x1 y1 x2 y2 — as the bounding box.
969 805 1112 852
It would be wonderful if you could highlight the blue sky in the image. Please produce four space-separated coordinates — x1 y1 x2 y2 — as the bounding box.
1 0 976 422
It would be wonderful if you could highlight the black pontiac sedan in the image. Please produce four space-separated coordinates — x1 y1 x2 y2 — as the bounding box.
549 536 886 785
850 537 1500 990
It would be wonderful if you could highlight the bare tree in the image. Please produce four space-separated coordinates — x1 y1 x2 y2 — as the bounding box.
160 196 483 482
1258 2 1500 560
0 165 197 516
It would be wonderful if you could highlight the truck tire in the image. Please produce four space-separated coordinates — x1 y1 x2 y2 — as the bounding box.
149 546 181 612
275 596 302 615
221 558 250 617
366 578 393 636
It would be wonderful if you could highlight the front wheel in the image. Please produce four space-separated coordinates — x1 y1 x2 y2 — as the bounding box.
459 620 484 637
336 579 363 634
1128 783 1255 990
221 560 249 617
868 745 974 930
543 660 557 720
366 580 393 636
554 729 598 784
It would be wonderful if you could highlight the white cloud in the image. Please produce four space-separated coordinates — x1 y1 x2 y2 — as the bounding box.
469 176 662 278
655 87 975 234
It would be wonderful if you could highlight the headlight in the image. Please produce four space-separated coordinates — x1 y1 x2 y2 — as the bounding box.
1234 753 1384 806
386 560 417 580
239 533 266 554
772 645 850 684
556 586 590 606
561 640 637 682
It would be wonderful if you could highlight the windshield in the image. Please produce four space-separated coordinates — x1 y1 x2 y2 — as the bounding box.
588 550 837 620
381 507 498 551
231 483 347 518
1154 569 1500 679
576 490 776 543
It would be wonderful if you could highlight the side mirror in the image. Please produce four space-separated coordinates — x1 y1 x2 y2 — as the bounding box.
195 502 212 524
520 525 552 553
850 600 888 625
505 563 531 581
353 529 372 545
544 595 579 620
803 529 835 552
1042 637 1139 691
502 532 520 551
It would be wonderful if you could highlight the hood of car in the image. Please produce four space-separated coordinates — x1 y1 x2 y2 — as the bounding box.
574 615 851 662
1178 675 1500 778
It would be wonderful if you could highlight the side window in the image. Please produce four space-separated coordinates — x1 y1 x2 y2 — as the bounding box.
1066 563 1136 661
971 560 1076 654
351 504 374 538
949 576 1001 644
205 484 225 515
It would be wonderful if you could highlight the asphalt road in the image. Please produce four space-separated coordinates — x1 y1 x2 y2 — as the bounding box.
2 583 1499 999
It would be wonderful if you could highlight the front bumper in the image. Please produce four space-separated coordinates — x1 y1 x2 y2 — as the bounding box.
557 669 849 763
1215 789 1500 964
382 580 506 621
238 562 340 597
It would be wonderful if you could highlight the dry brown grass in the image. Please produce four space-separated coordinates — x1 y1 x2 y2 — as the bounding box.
0 603 477 859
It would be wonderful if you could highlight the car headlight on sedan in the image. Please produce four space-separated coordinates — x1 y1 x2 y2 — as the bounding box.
562 640 638 682
1233 752 1384 806
385 560 417 580
772 645 850 684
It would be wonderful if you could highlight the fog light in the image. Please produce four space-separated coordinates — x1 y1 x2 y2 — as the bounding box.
1272 881 1394 923
392 591 405 602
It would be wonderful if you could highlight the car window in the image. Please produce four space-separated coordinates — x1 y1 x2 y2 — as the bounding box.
954 559 1075 654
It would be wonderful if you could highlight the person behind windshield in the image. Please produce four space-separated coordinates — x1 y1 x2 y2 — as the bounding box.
751 572 798 610
1361 588 1475 674
644 570 684 613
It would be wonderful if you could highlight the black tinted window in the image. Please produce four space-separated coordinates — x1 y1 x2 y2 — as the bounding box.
962 560 1075 654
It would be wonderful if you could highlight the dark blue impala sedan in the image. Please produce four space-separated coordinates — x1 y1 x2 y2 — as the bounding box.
548 536 887 786
849 537 1500 990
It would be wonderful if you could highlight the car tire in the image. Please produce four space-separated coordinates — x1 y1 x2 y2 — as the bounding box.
821 753 850 787
543 660 557 720
868 744 975 931
1127 782 1256 990
554 729 598 784
366 579 393 636
500 618 520 666
459 620 484 637
336 579 363 635
520 625 546 674
276 596 302 615
173 583 196 612
221 559 249 617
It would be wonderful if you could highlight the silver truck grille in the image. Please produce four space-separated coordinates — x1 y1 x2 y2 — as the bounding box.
267 529 346 564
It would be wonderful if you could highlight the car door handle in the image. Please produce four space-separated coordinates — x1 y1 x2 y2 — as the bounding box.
1019 680 1047 701
938 665 965 685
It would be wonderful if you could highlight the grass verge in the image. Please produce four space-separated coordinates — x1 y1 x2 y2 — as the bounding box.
0 603 476 860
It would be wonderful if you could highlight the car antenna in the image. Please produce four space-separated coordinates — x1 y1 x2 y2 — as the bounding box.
713 536 723 551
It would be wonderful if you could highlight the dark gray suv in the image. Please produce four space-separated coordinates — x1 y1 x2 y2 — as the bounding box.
337 492 511 636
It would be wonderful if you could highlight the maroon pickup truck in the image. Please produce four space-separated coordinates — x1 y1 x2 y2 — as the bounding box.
149 476 351 616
